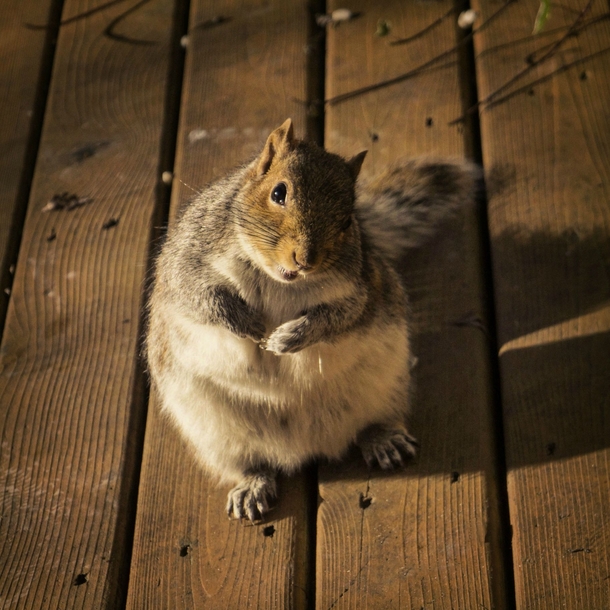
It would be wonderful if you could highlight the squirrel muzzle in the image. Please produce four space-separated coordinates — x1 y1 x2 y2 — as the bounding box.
276 238 321 282
292 242 318 271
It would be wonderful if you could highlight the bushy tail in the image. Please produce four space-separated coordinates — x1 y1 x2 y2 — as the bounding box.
356 158 481 264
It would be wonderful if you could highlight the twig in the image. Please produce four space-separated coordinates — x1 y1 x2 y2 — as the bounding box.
390 6 456 46
103 0 156 45
480 0 594 106
326 54 458 105
325 0 515 106
477 13 610 59
524 12 610 62
25 0 130 29
449 2 604 123
475 45 610 113
25 0 157 45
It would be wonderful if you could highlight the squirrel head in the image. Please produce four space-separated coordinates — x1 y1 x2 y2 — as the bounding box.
238 119 367 283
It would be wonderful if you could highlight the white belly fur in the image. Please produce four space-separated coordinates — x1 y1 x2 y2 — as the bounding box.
157 308 410 483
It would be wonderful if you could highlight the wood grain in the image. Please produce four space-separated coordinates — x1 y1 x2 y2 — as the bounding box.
0 0 57 327
317 1 507 608
472 0 610 607
0 0 175 606
126 1 314 607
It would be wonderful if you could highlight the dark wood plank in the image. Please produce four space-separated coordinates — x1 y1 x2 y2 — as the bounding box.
126 1 314 607
0 0 176 606
472 0 610 607
317 1 507 608
0 0 57 326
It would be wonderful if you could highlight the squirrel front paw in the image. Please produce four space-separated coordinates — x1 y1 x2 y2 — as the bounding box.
236 315 266 343
211 287 266 342
260 316 312 354
226 470 277 522
356 424 419 470
224 305 265 342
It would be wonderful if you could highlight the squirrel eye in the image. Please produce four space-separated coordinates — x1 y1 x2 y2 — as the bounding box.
341 216 352 232
270 182 287 205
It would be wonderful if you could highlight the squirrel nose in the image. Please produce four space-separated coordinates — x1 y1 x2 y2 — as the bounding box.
293 249 315 270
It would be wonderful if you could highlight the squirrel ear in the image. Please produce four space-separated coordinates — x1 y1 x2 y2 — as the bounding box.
347 150 367 179
256 118 295 176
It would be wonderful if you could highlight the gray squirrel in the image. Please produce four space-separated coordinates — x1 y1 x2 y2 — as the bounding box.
146 119 477 521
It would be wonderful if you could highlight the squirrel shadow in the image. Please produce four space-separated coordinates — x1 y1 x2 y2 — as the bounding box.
411 223 609 475
487 227 610 470
492 226 610 344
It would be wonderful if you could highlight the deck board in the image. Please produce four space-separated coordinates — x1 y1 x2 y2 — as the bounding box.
317 1 507 608
0 0 58 328
472 0 610 607
0 0 175 606
126 1 314 607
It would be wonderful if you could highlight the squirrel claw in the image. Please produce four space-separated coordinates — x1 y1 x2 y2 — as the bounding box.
357 425 418 470
226 471 277 523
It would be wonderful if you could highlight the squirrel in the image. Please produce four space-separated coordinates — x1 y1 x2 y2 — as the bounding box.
146 119 478 522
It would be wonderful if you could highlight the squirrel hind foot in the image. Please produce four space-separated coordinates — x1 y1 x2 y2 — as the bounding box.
356 424 419 470
226 469 278 522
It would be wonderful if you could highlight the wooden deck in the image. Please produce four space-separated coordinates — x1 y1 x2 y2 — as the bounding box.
1 0 609 608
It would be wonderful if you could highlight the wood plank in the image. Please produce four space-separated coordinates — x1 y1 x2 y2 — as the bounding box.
471 0 610 607
317 1 507 608
126 1 315 607
0 0 58 327
0 0 176 606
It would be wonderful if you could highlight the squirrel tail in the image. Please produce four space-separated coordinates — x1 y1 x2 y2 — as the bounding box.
356 158 481 264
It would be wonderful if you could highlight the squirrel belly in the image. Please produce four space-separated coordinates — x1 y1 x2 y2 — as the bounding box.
151 298 409 484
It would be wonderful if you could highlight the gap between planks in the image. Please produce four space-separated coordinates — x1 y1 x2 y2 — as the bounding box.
0 0 63 339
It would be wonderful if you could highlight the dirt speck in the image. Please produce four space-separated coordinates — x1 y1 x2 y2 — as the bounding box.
43 192 93 213
359 493 372 509
262 525 275 537
179 544 191 557
102 217 119 230
74 573 88 586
